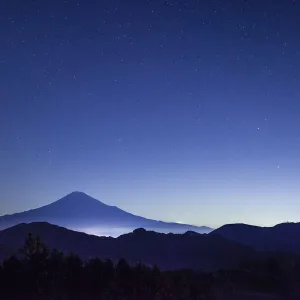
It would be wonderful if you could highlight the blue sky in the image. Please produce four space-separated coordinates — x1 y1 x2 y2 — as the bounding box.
1 0 300 228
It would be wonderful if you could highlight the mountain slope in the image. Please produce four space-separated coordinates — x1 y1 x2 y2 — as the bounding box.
211 222 300 253
0 222 255 272
0 192 212 236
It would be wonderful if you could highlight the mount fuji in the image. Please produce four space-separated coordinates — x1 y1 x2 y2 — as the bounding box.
0 192 212 236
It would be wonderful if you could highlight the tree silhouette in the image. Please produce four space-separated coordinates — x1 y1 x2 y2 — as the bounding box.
20 233 49 262
1 234 300 299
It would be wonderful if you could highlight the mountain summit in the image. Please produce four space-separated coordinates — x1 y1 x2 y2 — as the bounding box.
0 192 212 236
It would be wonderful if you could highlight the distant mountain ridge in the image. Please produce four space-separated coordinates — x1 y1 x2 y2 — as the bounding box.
0 222 255 272
211 222 300 253
0 192 212 236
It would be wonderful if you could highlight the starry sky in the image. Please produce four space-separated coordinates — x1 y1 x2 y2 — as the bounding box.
1 0 300 228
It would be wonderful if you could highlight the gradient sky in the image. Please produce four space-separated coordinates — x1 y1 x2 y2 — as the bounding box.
1 0 300 228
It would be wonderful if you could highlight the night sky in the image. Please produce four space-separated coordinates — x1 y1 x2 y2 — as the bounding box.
1 0 300 228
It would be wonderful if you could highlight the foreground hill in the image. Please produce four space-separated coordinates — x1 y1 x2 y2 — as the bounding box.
0 222 255 272
0 235 287 300
212 222 300 253
0 192 212 236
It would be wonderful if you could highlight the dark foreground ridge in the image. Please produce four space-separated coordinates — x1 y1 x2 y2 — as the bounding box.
0 222 252 272
0 192 212 236
1 231 300 300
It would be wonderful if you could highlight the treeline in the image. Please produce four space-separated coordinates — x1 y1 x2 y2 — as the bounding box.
0 234 214 300
1 234 300 299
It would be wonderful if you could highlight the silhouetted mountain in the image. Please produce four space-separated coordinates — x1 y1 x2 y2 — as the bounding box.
0 192 212 236
212 222 300 253
0 222 255 272
1 231 292 300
